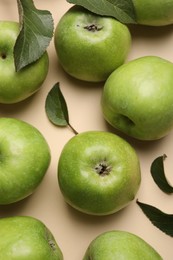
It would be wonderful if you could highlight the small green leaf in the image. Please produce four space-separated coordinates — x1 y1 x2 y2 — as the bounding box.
14 0 54 71
137 200 173 237
45 83 69 127
151 155 173 194
67 0 137 24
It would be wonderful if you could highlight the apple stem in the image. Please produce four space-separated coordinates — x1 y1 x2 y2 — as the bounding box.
68 123 78 135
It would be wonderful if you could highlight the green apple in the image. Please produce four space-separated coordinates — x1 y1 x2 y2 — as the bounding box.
0 117 51 205
101 56 173 141
0 216 63 259
83 230 162 259
133 0 173 26
54 5 131 82
0 21 49 104
58 131 141 215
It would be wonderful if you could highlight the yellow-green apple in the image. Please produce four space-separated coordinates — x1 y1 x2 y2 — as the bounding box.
54 5 131 82
0 117 51 205
83 230 162 259
58 131 141 215
133 0 173 26
0 216 63 259
101 56 173 141
0 21 49 104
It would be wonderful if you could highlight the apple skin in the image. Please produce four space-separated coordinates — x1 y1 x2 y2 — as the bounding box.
133 0 173 26
0 21 49 104
54 5 131 82
83 230 162 260
58 131 141 216
101 56 173 141
0 216 63 259
0 117 51 205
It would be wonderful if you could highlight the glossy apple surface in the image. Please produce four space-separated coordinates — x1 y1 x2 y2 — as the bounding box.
58 131 141 215
101 56 173 141
54 5 131 82
0 117 51 205
83 230 162 259
0 216 63 259
0 21 49 104
133 0 173 26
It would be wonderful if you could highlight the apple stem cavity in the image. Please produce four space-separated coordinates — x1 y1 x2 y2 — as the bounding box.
119 114 135 127
0 53 7 59
83 24 103 32
95 160 112 176
48 239 57 251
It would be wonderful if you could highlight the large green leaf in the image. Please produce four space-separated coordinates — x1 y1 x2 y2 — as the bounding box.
137 200 173 237
45 83 69 127
45 82 78 134
67 0 137 24
151 155 173 194
14 0 54 71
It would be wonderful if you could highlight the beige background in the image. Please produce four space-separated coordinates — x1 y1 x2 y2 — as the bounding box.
0 1 173 259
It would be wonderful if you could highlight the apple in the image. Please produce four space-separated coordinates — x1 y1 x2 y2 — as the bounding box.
0 21 49 104
0 117 51 205
133 0 173 26
83 230 162 259
54 5 131 82
0 216 63 259
58 131 141 215
101 56 173 141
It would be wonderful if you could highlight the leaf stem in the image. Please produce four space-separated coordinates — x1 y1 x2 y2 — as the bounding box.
68 123 78 135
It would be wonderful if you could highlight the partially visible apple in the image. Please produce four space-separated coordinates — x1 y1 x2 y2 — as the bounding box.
0 21 49 104
83 230 162 259
58 131 141 215
101 56 173 141
0 216 63 259
133 0 173 26
54 5 131 82
0 117 51 205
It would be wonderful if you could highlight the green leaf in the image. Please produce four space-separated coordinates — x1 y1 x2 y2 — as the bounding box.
45 82 69 127
151 155 173 194
14 0 54 71
67 0 137 24
137 200 173 237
